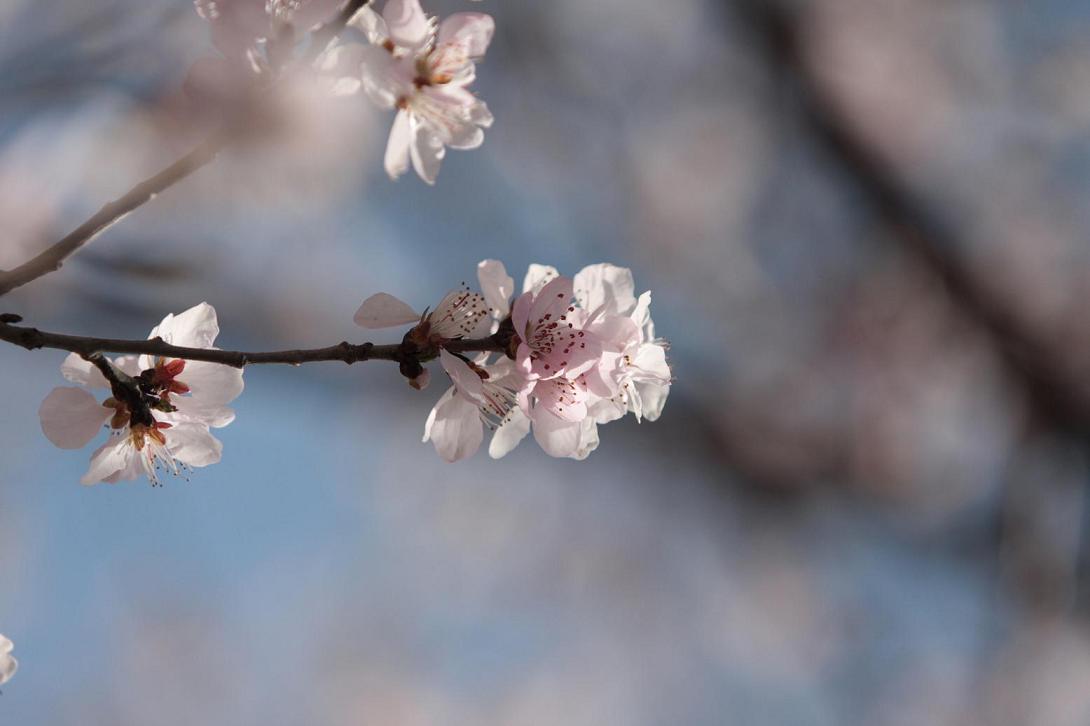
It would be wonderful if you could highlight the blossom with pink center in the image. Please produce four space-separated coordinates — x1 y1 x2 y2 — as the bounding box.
38 303 243 486
510 276 601 381
327 0 494 183
0 635 16 687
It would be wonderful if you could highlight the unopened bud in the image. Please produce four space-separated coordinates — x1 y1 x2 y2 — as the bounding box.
408 369 431 391
399 359 429 390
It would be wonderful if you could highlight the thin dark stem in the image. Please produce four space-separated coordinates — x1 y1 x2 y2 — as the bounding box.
85 352 156 426
0 318 504 369
0 0 371 298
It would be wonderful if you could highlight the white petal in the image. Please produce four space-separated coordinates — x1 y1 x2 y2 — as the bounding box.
178 360 245 405
589 396 627 425
60 353 108 388
360 45 409 108
113 355 143 377
315 44 366 96
409 119 446 185
383 110 413 180
522 264 560 295
39 387 111 450
383 0 432 50
81 437 132 485
437 12 494 58
488 407 530 458
635 381 670 422
632 342 671 382
170 399 237 428
423 389 483 462
0 635 15 686
423 386 453 442
573 263 636 318
165 423 223 468
439 349 484 400
477 259 514 318
353 292 420 328
287 0 344 30
348 4 389 44
151 302 220 348
532 408 597 459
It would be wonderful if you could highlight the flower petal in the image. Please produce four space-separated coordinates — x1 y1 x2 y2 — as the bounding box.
353 292 420 328
165 423 223 468
573 263 637 318
423 388 483 462
532 408 599 460
178 360 245 405
439 349 484 400
60 353 108 388
348 4 388 44
477 259 514 318
384 109 413 180
437 12 494 58
409 119 446 185
383 0 432 50
39 387 111 450
522 264 560 295
488 407 530 459
0 634 16 686
81 437 132 485
151 302 220 348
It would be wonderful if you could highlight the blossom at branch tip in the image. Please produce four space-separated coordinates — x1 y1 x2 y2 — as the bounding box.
0 635 16 686
38 303 244 486
420 260 671 462
354 284 493 341
323 0 494 183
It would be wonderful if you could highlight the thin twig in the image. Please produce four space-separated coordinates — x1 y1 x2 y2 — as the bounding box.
0 133 227 297
0 318 504 369
0 0 371 298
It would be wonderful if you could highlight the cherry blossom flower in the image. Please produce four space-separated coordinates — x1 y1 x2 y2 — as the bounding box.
329 0 494 183
423 349 531 462
354 283 493 341
0 635 16 687
38 303 243 486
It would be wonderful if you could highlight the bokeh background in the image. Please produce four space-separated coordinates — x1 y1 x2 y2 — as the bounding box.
2 0 1090 723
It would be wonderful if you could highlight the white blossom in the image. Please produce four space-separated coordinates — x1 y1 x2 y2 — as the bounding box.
0 635 16 687
38 303 243 486
328 0 495 183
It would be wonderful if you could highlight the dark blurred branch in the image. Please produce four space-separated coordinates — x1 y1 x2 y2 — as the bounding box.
733 0 1090 436
0 316 502 369
0 0 371 298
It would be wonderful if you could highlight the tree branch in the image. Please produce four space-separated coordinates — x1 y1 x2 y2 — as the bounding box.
0 0 371 298
733 0 1090 436
0 317 504 369
0 133 227 297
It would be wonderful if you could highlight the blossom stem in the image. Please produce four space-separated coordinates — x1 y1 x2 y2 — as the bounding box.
84 353 156 427
0 0 372 298
0 318 503 369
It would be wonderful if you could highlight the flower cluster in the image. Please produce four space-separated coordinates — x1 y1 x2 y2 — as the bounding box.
0 635 15 687
357 260 672 462
190 0 495 181
322 0 494 183
38 303 244 486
